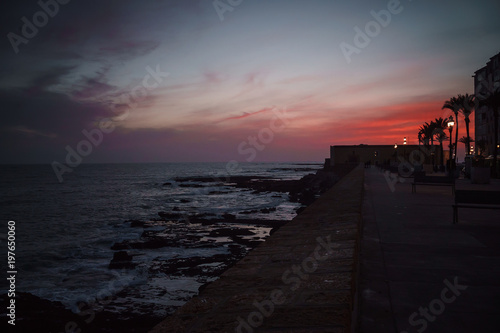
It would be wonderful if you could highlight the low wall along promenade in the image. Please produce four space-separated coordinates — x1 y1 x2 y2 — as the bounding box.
150 165 365 333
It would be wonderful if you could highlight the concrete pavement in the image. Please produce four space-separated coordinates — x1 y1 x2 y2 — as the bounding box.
359 167 500 333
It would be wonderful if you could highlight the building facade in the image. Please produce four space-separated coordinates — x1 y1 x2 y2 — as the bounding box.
474 52 500 156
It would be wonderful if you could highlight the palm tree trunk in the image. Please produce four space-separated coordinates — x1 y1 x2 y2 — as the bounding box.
430 137 435 167
454 111 459 162
465 118 471 155
440 141 444 166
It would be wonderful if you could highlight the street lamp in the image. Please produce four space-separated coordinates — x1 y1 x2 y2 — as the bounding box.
403 137 407 145
447 116 455 175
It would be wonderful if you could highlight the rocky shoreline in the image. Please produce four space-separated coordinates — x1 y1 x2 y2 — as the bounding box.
1 166 354 333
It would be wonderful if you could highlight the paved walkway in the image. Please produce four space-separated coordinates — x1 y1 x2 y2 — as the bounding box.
359 167 500 333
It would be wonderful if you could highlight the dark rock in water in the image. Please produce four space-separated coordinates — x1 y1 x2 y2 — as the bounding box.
172 206 180 211
158 211 182 220
260 207 277 214
0 292 162 333
163 182 172 186
114 251 133 261
209 228 255 237
109 251 136 269
239 209 258 215
222 213 236 221
113 237 172 250
129 220 146 228
0 292 80 332
178 183 204 188
180 198 191 203
173 175 271 183
208 190 229 195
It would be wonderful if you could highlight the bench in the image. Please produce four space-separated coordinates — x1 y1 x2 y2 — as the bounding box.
453 190 500 224
411 174 455 194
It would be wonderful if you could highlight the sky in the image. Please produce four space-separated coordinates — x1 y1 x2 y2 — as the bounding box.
0 0 499 164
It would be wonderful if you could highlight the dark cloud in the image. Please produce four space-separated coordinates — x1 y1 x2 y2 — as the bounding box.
0 67 116 163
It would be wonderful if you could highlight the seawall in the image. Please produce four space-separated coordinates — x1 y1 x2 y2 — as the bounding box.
150 164 365 332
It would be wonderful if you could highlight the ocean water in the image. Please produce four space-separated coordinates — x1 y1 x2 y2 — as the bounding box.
0 162 320 316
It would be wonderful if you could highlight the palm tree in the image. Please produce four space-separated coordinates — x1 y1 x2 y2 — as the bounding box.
433 117 448 167
426 121 436 148
418 123 432 146
442 96 460 161
457 93 475 154
418 122 435 165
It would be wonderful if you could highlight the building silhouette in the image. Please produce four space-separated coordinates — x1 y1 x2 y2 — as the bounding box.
474 52 500 156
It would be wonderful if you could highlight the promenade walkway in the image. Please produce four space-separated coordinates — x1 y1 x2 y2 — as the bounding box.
360 167 500 333
151 166 364 332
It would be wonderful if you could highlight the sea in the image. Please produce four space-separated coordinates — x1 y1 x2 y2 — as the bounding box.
0 162 321 319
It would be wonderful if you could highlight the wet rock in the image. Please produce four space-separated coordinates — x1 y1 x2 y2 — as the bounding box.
129 220 146 228
0 292 162 333
109 251 136 269
178 183 204 188
260 207 277 214
209 228 255 237
239 210 258 215
158 211 182 220
208 191 229 195
222 213 236 221
112 238 173 250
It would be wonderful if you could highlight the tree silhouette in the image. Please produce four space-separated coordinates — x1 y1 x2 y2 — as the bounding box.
457 93 475 154
442 96 460 162
433 117 449 167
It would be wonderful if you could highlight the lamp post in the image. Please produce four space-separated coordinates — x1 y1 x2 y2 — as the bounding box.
447 116 455 176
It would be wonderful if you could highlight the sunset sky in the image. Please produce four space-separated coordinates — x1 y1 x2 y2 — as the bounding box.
1 0 499 163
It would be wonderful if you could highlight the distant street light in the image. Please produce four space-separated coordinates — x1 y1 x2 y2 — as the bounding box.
403 137 407 145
